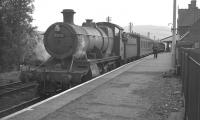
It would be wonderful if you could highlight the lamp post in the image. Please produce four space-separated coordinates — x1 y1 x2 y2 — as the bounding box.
172 0 177 68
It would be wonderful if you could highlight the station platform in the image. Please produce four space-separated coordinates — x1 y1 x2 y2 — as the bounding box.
2 53 177 120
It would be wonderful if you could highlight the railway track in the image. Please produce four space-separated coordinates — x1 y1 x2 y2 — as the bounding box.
0 97 43 118
0 81 40 118
0 82 38 98
0 81 22 89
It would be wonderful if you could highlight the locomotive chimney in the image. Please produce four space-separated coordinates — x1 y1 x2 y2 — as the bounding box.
61 9 75 24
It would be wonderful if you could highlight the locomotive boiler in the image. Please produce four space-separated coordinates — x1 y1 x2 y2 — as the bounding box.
44 10 114 60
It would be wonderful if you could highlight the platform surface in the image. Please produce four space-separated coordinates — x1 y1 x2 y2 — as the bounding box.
3 53 172 120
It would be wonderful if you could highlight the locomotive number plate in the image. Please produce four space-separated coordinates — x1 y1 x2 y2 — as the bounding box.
54 33 65 38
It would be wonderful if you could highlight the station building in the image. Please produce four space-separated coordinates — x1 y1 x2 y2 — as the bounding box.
177 0 200 48
177 0 200 36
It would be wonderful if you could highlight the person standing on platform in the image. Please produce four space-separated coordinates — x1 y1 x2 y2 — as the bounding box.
152 44 158 59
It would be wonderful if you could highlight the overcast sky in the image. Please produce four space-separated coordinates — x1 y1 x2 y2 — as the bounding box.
32 0 198 31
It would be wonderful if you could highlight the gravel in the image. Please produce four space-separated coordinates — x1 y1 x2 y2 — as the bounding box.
133 71 183 120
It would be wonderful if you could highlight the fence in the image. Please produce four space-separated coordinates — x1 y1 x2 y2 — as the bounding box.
177 48 200 120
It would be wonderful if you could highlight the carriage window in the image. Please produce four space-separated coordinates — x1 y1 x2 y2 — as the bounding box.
146 41 148 48
115 28 120 36
141 41 144 48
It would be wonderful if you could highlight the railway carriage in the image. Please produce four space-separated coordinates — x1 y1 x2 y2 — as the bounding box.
124 33 154 62
124 33 138 62
157 42 165 52
140 35 154 57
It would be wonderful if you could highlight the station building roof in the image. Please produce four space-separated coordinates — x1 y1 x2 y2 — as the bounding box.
177 18 200 47
160 35 180 43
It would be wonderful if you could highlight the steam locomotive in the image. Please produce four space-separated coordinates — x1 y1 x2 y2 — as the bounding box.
20 9 164 95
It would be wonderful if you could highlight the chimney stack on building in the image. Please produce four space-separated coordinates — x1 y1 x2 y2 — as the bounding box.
189 0 197 9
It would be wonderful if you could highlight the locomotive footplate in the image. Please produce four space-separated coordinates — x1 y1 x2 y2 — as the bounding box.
37 70 90 95
37 71 72 95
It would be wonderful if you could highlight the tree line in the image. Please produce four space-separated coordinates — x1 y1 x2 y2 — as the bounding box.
0 0 40 72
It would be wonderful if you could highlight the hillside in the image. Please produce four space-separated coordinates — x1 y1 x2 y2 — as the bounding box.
124 25 171 40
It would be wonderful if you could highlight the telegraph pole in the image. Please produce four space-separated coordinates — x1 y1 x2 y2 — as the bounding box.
172 0 177 68
106 16 111 23
129 22 133 33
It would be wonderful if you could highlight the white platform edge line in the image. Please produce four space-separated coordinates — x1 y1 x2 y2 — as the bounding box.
2 56 149 120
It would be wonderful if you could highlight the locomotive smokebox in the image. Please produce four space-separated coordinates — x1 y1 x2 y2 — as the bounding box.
61 9 75 24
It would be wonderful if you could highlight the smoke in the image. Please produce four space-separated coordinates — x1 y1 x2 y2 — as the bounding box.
33 35 50 61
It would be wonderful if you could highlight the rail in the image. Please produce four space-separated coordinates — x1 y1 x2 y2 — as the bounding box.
0 97 42 118
0 81 22 89
0 82 38 97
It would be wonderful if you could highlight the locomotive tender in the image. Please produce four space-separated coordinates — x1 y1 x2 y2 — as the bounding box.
20 9 160 95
